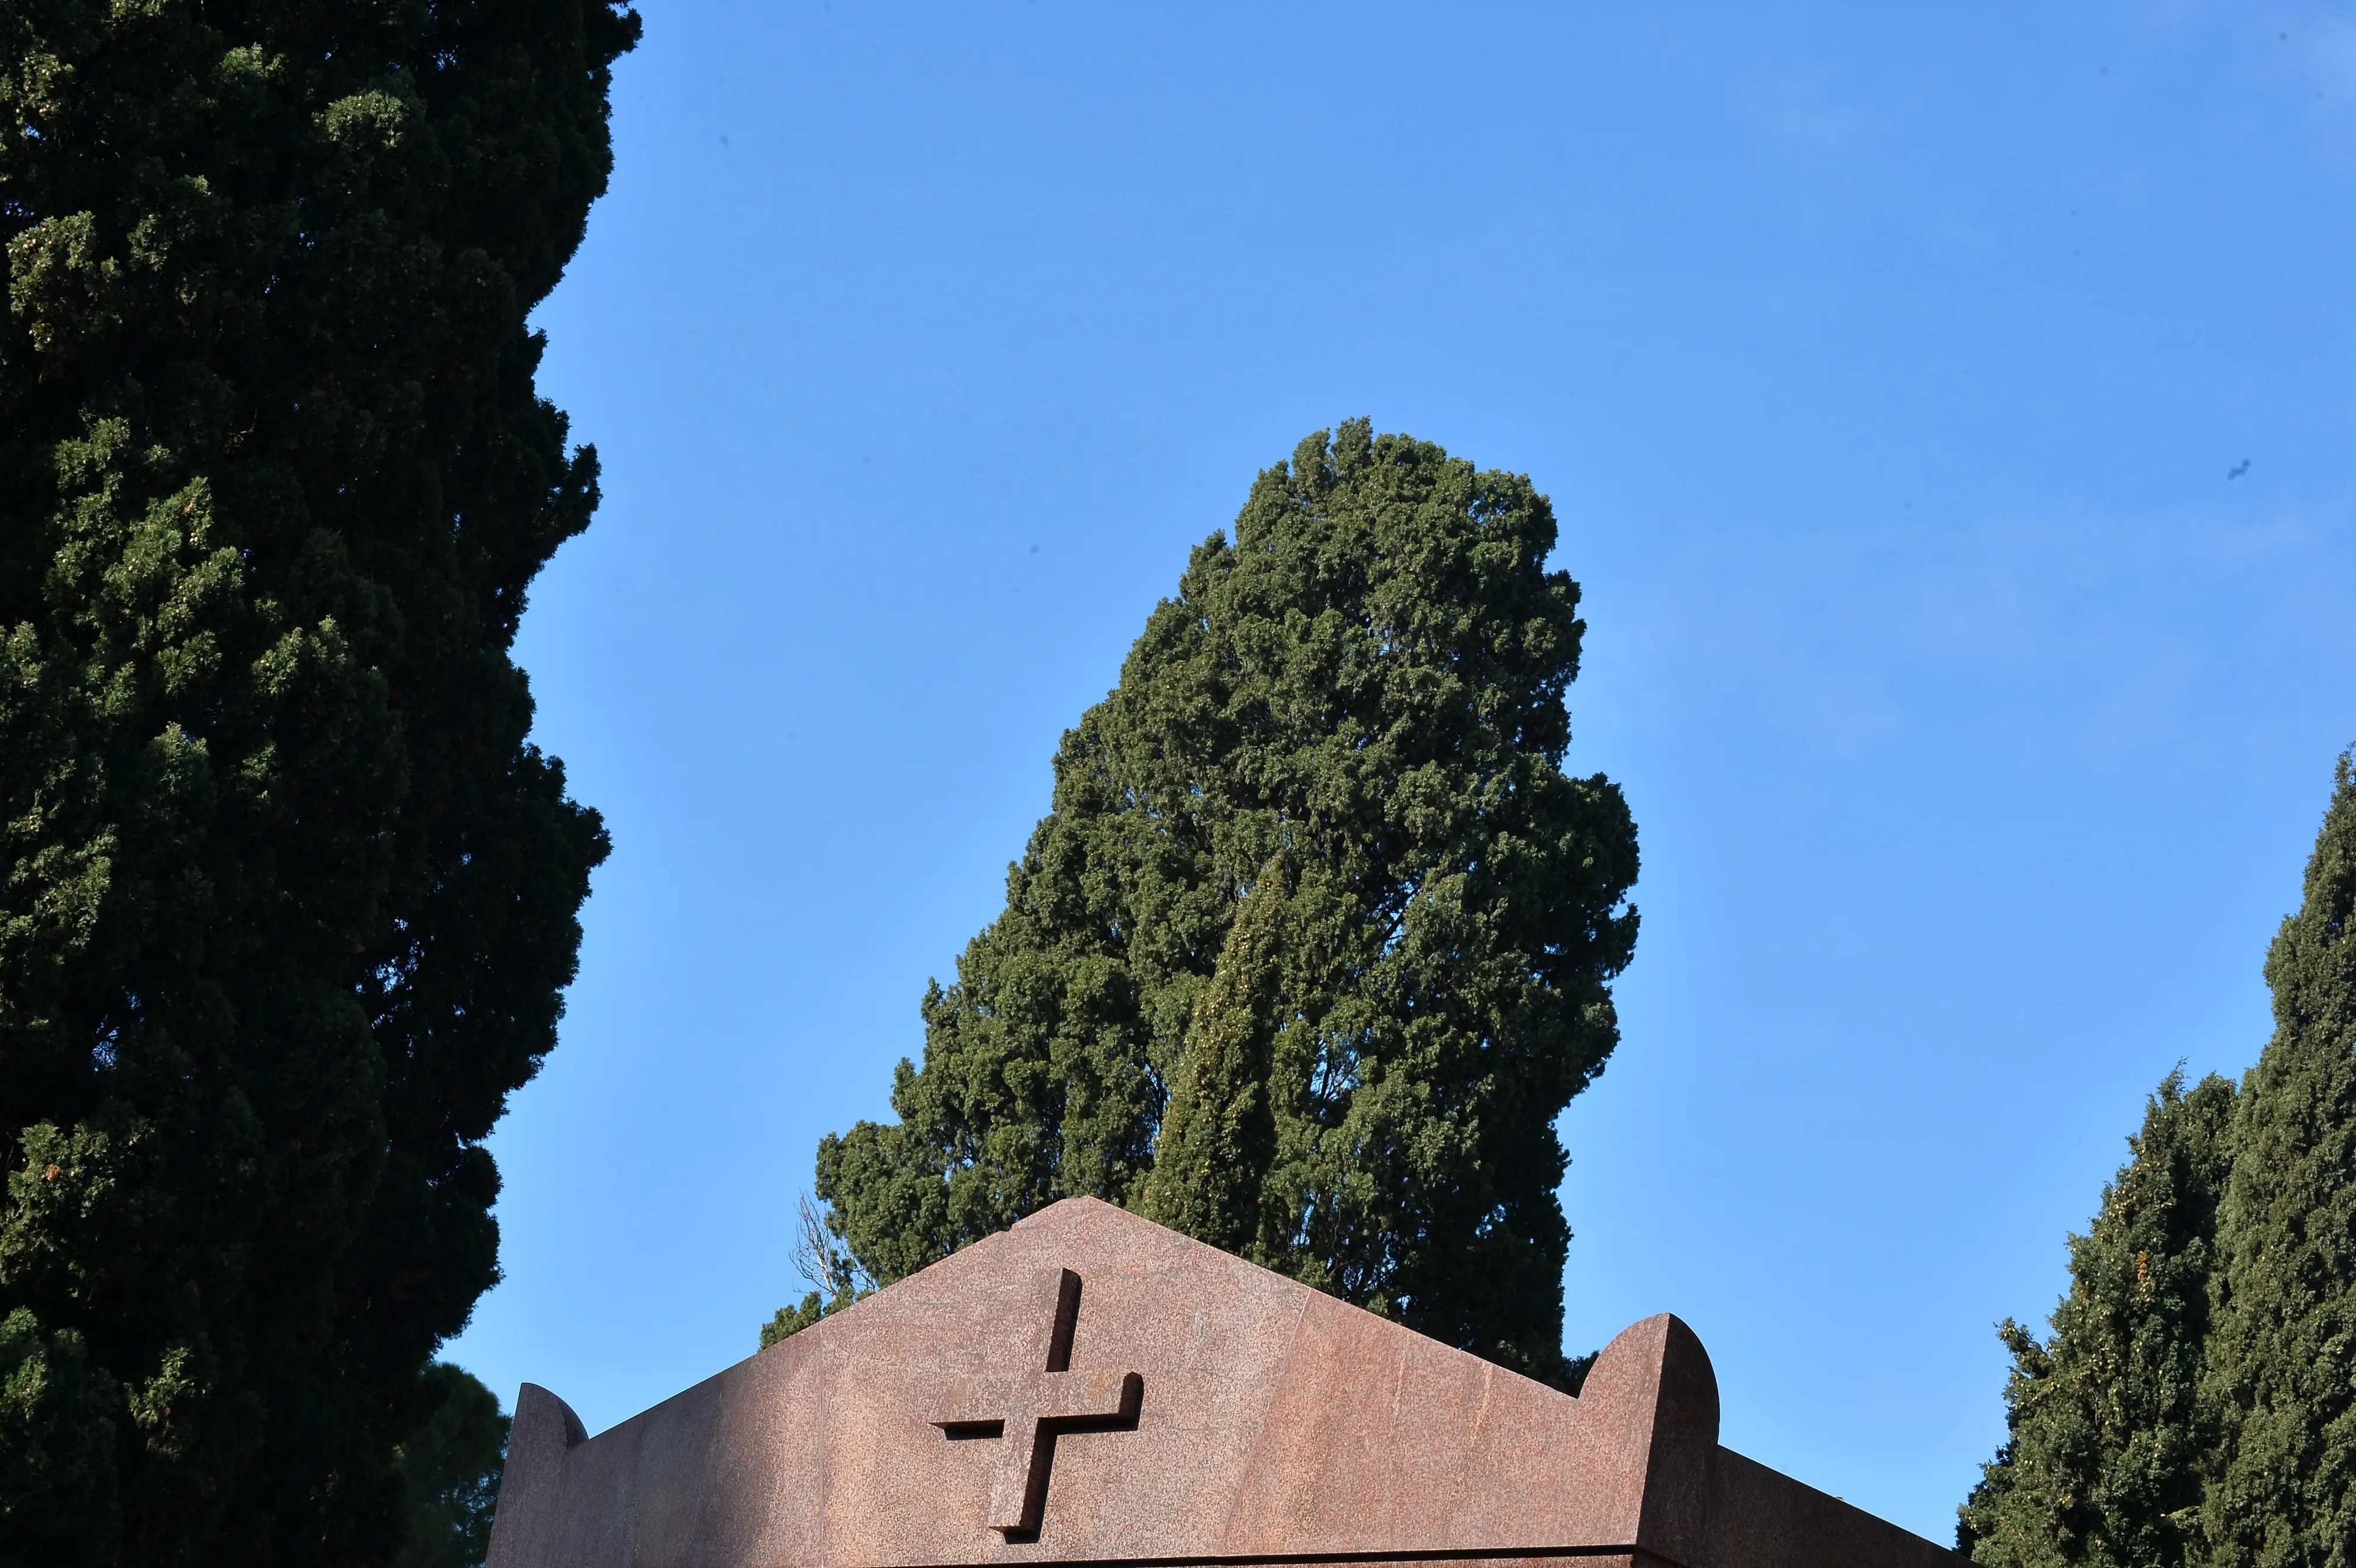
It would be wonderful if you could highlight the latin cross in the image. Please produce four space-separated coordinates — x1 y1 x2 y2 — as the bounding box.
930 1266 1144 1536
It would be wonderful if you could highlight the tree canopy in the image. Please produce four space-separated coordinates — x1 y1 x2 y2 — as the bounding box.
0 1 632 1562
2200 752 2356 1568
802 421 1639 1388
390 1365 507 1568
1958 1070 2234 1568
1963 750 2356 1568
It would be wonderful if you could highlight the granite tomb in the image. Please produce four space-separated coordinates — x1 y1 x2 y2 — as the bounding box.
484 1196 1960 1568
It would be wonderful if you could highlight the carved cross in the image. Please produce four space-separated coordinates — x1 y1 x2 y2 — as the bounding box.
930 1267 1144 1536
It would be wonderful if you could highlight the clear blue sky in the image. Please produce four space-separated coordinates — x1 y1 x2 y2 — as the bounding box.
444 1 2356 1542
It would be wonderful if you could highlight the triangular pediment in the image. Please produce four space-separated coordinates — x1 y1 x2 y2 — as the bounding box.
486 1198 1954 1568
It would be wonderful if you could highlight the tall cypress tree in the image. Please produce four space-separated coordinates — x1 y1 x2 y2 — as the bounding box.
1958 1070 2235 1568
808 422 1639 1386
0 3 632 1563
1134 850 1286 1253
2201 752 2356 1568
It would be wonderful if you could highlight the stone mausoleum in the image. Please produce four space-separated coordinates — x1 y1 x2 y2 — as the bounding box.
485 1197 1959 1568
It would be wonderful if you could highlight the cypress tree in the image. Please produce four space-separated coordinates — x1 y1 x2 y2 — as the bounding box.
1958 1070 2235 1568
808 422 1639 1386
2201 751 2356 1568
0 3 632 1562
1133 850 1286 1253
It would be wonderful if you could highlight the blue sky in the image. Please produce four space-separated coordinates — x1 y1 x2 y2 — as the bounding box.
444 1 2356 1541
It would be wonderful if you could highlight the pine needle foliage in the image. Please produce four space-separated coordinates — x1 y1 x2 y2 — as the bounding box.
0 2 632 1562
2200 752 2356 1568
1959 1070 2235 1568
809 422 1639 1387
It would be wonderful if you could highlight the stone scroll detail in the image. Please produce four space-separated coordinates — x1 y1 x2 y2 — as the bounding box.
929 1266 1144 1535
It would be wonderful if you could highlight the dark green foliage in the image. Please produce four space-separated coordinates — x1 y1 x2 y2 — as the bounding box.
391 1365 505 1568
1136 850 1286 1255
1961 750 2356 1568
2200 753 2356 1568
811 422 1639 1387
0 1306 119 1568
758 1289 853 1351
1958 1071 2235 1568
0 2 631 1562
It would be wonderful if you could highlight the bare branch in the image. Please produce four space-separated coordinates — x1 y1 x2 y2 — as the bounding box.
792 1193 870 1299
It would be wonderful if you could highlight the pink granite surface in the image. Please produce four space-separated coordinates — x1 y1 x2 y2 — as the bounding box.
485 1197 1958 1568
